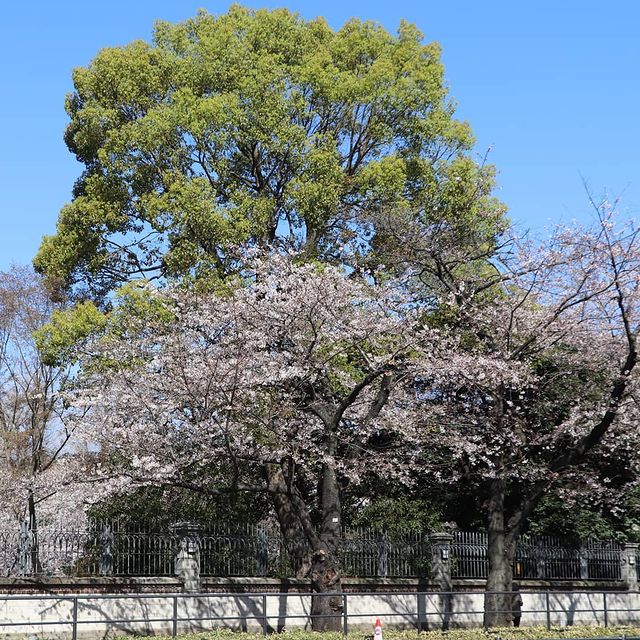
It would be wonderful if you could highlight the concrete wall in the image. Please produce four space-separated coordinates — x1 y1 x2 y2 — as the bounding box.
3 590 640 639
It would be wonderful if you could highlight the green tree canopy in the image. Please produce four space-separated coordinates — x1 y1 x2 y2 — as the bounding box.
35 5 504 301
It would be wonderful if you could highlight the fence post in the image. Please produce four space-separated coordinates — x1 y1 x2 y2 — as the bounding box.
429 533 453 630
377 532 388 577
417 589 428 632
262 593 268 635
100 523 114 576
342 593 348 636
171 522 201 593
171 595 178 637
72 596 79 640
622 543 639 590
545 591 551 630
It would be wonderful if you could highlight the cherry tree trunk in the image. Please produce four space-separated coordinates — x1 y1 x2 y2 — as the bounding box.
266 462 344 631
483 479 516 628
310 454 343 631
309 548 343 631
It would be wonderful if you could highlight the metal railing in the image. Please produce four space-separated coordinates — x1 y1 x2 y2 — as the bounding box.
0 520 629 581
198 525 432 578
0 522 434 579
452 532 623 581
2 590 640 638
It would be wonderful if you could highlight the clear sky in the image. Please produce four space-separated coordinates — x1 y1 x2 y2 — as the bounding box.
1 0 638 271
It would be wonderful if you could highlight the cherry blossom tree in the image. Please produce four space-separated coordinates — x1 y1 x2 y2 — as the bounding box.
406 202 640 625
70 255 437 630
63 200 640 629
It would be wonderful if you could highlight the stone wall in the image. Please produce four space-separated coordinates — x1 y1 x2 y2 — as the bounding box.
1 582 640 639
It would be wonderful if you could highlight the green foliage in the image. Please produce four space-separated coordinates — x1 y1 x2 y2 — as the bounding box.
528 488 640 544
349 496 443 533
620 487 640 542
109 281 175 337
34 300 107 366
528 496 622 542
33 279 178 367
89 485 269 526
35 5 503 301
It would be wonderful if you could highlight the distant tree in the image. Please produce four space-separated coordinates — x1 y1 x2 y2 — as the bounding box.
0 268 85 560
34 5 503 301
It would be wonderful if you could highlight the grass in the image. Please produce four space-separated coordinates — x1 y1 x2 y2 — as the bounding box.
117 626 640 640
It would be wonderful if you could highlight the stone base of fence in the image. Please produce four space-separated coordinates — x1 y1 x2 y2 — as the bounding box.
0 576 182 595
0 575 630 596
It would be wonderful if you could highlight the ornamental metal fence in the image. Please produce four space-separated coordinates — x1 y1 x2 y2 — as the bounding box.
198 525 431 578
0 520 629 581
451 531 623 581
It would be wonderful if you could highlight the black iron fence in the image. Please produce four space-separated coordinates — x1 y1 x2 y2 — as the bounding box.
452 532 624 581
201 525 431 578
0 521 433 579
0 520 630 581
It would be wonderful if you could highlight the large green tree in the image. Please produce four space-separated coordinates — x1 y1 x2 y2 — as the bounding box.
35 5 503 301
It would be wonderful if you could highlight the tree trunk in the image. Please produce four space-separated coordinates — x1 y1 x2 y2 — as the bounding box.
309 546 343 631
266 461 344 631
484 478 514 628
27 490 40 574
265 464 309 575
310 455 343 631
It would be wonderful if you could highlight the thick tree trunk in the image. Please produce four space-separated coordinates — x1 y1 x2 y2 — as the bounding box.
309 456 343 631
265 464 309 574
309 547 343 631
484 478 515 628
266 461 344 631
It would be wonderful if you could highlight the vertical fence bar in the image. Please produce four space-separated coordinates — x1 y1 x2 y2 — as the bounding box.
342 593 348 636
545 591 551 630
72 596 79 640
603 592 608 628
262 593 268 635
172 595 178 637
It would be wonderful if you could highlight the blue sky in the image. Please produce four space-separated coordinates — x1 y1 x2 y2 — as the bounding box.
1 0 638 271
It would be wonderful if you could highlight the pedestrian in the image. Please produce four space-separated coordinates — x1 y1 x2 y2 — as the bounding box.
512 583 523 627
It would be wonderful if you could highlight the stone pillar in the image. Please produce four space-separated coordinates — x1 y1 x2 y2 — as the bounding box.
172 522 201 593
430 533 453 590
622 542 638 590
256 526 269 577
536 539 546 579
377 532 388 578
430 533 453 630
99 523 114 576
579 544 589 580
17 520 34 576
